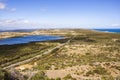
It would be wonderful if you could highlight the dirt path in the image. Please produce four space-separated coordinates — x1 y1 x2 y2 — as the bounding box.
3 37 73 70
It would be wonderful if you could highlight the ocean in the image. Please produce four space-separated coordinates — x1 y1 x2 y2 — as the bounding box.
94 29 120 33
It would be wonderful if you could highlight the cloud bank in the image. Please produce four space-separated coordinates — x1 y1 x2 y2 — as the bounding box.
0 19 120 30
111 24 120 27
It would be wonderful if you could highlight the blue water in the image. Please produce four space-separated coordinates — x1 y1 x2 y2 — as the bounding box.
94 29 120 33
0 35 63 45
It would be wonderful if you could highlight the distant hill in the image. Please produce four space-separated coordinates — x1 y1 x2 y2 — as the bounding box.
0 29 38 33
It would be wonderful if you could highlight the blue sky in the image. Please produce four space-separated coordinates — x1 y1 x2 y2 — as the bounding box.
0 0 120 30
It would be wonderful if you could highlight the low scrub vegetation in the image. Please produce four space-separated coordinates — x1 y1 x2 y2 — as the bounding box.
0 29 120 80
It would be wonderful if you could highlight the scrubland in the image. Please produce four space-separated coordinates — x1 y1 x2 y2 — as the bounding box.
0 29 120 80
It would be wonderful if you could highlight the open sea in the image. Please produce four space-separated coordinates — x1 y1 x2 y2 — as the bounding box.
94 29 120 33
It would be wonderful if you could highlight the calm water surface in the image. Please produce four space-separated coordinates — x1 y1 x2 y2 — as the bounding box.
0 35 63 45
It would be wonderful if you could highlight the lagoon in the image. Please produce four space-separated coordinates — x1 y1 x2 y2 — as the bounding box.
0 35 63 45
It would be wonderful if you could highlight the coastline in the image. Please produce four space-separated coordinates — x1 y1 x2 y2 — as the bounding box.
0 29 120 79
93 29 120 33
1 29 120 39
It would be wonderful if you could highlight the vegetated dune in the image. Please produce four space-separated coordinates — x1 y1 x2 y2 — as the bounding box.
0 29 120 80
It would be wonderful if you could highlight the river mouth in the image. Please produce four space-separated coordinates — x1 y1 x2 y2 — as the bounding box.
0 35 64 45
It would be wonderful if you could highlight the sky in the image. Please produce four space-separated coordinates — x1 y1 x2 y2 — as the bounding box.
0 0 120 30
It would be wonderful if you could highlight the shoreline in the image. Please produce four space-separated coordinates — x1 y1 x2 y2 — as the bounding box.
0 29 120 39
92 29 120 33
0 37 68 46
0 29 120 79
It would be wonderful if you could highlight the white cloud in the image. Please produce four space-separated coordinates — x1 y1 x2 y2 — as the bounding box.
0 19 35 30
6 7 17 12
0 2 5 9
0 19 58 30
112 24 120 27
0 19 31 25
0 2 16 12
22 20 30 24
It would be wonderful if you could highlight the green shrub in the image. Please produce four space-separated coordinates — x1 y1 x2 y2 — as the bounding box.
86 66 109 76
0 68 11 80
86 71 94 76
31 71 48 80
101 75 114 80
56 77 61 80
63 74 76 80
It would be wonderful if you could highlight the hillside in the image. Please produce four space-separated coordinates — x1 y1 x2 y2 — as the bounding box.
0 29 120 80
